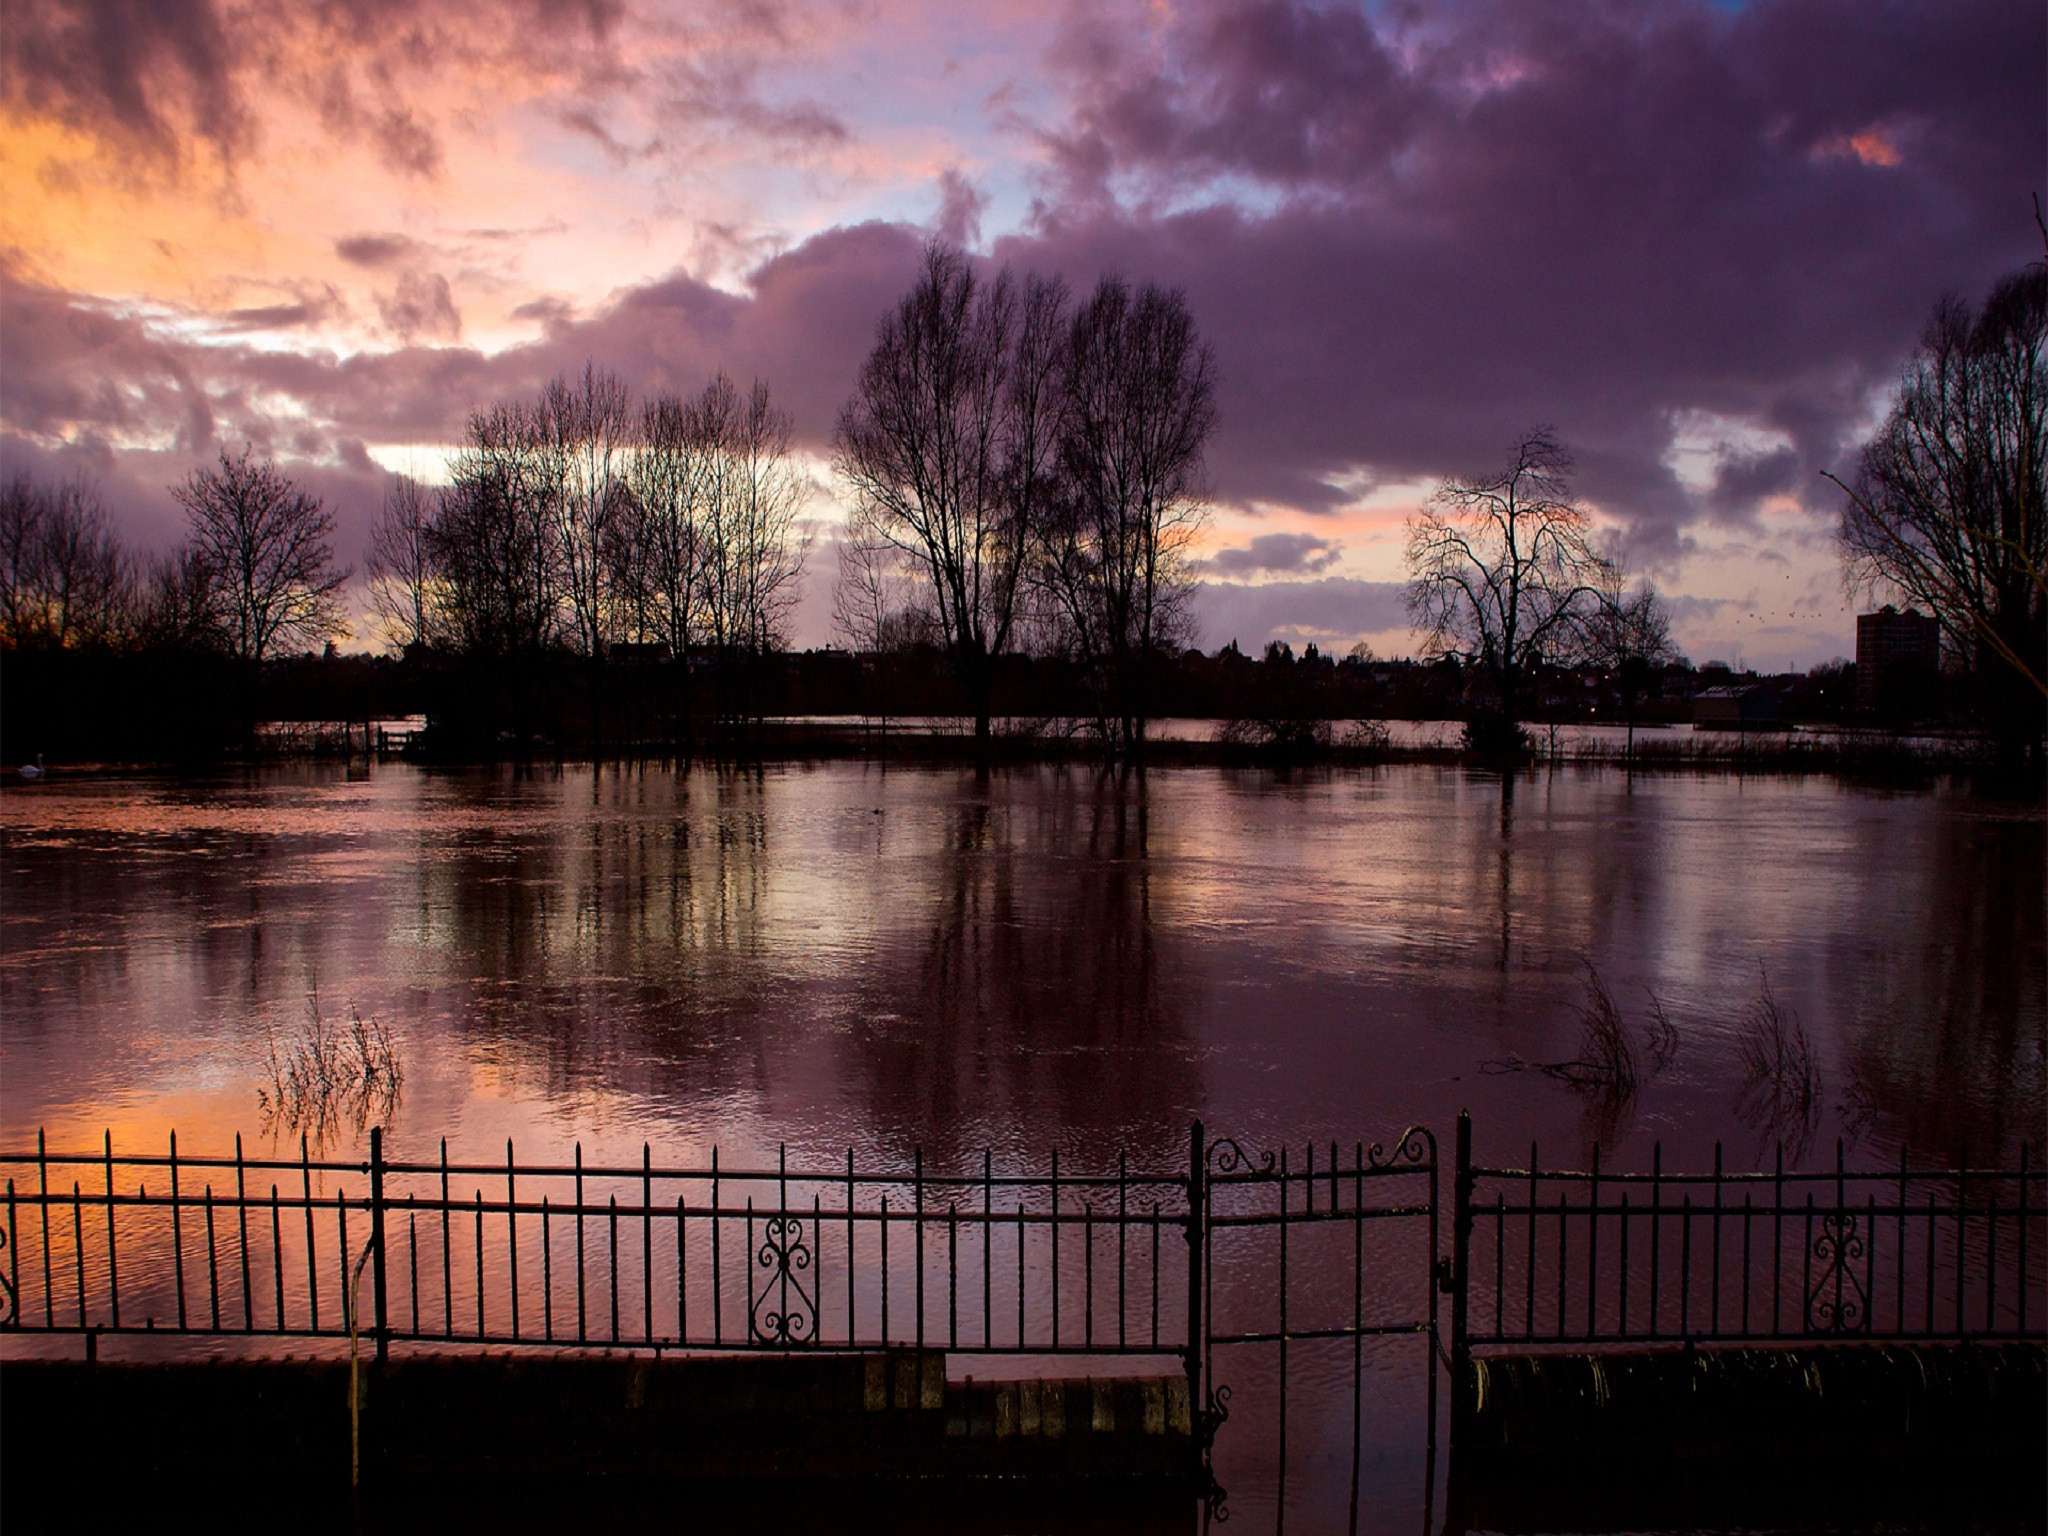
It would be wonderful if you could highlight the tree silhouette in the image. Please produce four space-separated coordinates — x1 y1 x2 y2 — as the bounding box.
173 447 347 668
1833 263 2046 758
1406 428 1612 755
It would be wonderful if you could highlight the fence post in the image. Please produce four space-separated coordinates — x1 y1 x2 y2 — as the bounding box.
369 1126 389 1364
1450 1110 1474 1438
1185 1118 1205 1465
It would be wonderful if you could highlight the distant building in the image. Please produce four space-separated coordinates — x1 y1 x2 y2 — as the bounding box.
1693 684 1780 730
1855 606 1940 718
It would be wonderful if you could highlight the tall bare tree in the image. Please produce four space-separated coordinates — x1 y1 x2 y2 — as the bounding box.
549 363 633 661
431 401 566 665
835 243 1059 744
365 475 438 653
0 476 133 649
173 447 348 668
1042 276 1216 759
1833 264 2046 753
1406 428 1612 753
691 373 807 725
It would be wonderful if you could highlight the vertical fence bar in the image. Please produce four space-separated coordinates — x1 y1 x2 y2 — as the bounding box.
880 1195 889 1344
477 1192 487 1339
1118 1151 1128 1350
172 1132 187 1330
236 1134 252 1331
72 1184 85 1328
1955 1149 1968 1336
711 1148 721 1345
642 1145 653 1344
1279 1144 1290 1536
576 1143 587 1345
1349 1141 1364 1536
1084 1203 1093 1350
846 1150 856 1346
300 1136 317 1333
1186 1120 1203 1437
1450 1112 1473 1434
37 1130 52 1328
1648 1144 1661 1337
1525 1144 1538 1338
206 1187 220 1330
1772 1144 1784 1337
542 1196 553 1343
409 1215 419 1336
271 1187 284 1331
2019 1146 2031 1336
1896 1145 1909 1337
1710 1143 1722 1336
915 1148 925 1354
609 1196 620 1344
1586 1144 1600 1340
507 1142 519 1341
677 1197 688 1343
441 1140 452 1339
1049 1148 1059 1349
101 1130 117 1335
985 1151 994 1351
369 1125 388 1362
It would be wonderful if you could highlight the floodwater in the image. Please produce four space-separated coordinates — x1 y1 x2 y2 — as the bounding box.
4 759 2039 1169
2 760 2042 1531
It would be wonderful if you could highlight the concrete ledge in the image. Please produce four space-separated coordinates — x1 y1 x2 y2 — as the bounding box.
2 1351 1197 1532
1448 1341 2047 1533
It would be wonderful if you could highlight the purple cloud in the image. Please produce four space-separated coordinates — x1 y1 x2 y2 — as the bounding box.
1200 532 1342 577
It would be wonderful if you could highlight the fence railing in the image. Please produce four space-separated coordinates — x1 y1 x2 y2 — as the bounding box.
0 1128 1194 1365
1453 1129 2043 1352
1 1118 2040 1376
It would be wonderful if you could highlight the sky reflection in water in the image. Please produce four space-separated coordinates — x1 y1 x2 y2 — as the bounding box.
2 761 2039 1179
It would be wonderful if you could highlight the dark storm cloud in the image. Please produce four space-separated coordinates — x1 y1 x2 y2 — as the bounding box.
1013 0 2042 552
1199 532 1342 577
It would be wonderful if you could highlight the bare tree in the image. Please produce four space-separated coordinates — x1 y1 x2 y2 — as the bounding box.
549 363 633 661
1832 264 2046 754
1406 428 1612 754
835 243 1057 744
1042 276 1216 759
431 401 566 665
173 447 349 667
0 476 132 649
620 387 708 741
135 546 221 653
1585 572 1678 759
693 373 807 725
365 475 438 653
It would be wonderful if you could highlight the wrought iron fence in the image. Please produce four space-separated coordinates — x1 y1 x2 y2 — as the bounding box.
1452 1124 2044 1352
0 1128 1194 1364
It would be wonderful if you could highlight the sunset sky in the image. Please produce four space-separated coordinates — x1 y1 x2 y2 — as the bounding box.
1 0 2039 667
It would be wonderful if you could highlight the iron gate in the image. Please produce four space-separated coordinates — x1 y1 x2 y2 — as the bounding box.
1193 1120 1444 1533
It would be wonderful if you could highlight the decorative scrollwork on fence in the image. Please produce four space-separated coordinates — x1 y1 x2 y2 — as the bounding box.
1199 1383 1234 1523
1367 1124 1436 1169
0 1227 14 1329
1805 1210 1869 1334
749 1215 817 1346
1207 1138 1275 1176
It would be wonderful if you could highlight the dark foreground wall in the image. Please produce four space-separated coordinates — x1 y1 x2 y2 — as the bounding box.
2 1352 1195 1535
1448 1341 2047 1534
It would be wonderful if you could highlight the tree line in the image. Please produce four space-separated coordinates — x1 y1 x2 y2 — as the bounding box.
4 238 2037 767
